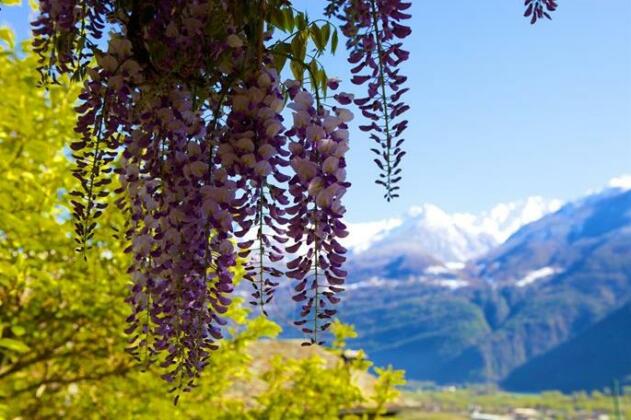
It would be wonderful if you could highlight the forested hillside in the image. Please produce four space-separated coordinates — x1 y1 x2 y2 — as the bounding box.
321 188 631 389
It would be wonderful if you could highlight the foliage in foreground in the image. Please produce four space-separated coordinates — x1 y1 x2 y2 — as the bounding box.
0 43 404 418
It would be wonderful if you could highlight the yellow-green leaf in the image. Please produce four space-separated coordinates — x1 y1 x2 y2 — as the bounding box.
310 25 325 51
331 29 339 54
290 33 307 62
0 338 30 354
290 60 304 83
0 27 15 50
11 325 26 337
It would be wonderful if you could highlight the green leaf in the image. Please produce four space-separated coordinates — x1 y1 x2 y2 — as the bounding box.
290 60 304 83
0 338 30 354
296 12 307 31
319 67 329 96
272 42 292 73
11 325 26 337
290 33 307 62
310 25 325 52
272 51 288 73
308 59 319 91
321 24 331 49
0 0 22 5
0 27 15 50
331 29 339 55
270 8 287 31
283 8 295 31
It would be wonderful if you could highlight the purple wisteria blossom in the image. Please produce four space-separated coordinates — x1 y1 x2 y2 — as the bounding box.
524 0 558 24
21 0 557 402
284 84 352 345
31 0 551 400
223 66 290 315
330 0 412 201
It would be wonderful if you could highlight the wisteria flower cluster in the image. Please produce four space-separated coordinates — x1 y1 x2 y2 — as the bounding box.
284 84 352 345
524 0 558 24
224 66 290 315
29 0 555 399
329 0 412 201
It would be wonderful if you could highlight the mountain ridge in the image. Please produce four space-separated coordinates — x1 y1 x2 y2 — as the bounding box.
333 178 631 391
344 196 563 264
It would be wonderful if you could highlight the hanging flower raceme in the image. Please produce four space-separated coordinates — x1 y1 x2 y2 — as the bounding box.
333 0 411 201
71 37 142 256
284 83 352 345
32 0 109 83
222 65 291 315
524 0 558 24
121 87 238 397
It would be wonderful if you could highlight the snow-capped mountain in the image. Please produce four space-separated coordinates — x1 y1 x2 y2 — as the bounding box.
341 176 631 288
333 177 631 389
271 176 631 390
476 178 631 285
607 174 631 191
343 196 563 263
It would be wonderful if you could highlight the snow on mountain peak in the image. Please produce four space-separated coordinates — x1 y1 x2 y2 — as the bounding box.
407 204 452 225
514 266 562 288
608 175 631 191
343 196 562 262
343 218 402 254
479 196 563 243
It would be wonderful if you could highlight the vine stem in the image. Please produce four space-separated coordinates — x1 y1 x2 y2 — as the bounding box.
257 0 267 66
312 207 319 345
80 99 109 259
369 0 394 200
256 182 266 313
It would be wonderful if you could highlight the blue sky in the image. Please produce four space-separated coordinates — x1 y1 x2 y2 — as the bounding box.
3 1 630 222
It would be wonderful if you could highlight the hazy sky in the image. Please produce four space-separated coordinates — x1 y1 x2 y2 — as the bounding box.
3 1 630 222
